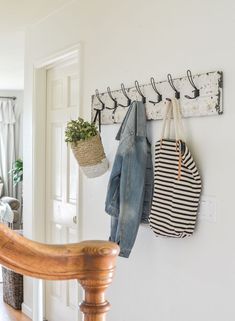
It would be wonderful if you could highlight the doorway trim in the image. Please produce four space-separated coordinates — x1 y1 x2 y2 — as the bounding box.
30 43 83 321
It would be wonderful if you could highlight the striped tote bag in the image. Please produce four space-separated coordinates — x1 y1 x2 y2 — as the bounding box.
149 98 202 238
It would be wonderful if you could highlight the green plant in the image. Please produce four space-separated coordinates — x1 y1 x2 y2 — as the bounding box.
65 117 98 143
9 159 23 186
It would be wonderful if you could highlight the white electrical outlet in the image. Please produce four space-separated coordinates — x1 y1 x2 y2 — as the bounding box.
198 195 217 222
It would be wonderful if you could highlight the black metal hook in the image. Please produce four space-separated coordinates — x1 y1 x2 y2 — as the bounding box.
149 77 162 105
167 73 180 99
135 80 146 104
94 89 106 132
184 70 200 99
106 86 118 110
93 108 102 132
118 83 131 107
95 89 105 110
106 86 119 123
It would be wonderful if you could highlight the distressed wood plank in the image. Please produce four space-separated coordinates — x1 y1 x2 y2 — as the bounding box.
91 71 223 124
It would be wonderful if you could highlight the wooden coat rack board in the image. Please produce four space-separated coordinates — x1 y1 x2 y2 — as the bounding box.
91 71 223 125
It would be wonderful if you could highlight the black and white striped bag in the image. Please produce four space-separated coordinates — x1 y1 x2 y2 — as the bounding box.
149 98 202 238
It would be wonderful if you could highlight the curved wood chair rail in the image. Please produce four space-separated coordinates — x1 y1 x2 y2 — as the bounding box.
0 224 119 321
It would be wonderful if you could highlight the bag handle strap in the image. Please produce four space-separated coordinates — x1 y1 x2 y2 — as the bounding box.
172 98 186 142
160 101 172 140
160 98 186 142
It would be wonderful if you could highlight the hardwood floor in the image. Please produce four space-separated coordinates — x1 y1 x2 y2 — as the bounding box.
0 284 31 321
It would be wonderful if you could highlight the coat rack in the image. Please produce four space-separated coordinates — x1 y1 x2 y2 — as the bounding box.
91 70 223 125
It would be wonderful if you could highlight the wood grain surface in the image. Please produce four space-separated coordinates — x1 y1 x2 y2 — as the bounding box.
0 224 119 321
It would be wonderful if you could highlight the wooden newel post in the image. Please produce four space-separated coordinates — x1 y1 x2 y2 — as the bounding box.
79 279 111 321
78 244 119 321
0 224 119 321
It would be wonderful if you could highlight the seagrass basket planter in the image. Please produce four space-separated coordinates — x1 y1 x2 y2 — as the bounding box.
65 118 108 178
70 134 108 178
1 229 23 310
2 267 23 309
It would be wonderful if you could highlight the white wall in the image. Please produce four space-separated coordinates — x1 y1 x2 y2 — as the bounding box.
0 32 24 89
24 1 235 320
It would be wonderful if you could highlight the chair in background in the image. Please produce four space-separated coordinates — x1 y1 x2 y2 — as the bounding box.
0 178 22 230
0 197 21 229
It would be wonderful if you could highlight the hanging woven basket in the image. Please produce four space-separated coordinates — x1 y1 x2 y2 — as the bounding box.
71 134 108 178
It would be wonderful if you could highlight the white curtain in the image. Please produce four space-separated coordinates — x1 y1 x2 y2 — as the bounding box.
0 99 16 197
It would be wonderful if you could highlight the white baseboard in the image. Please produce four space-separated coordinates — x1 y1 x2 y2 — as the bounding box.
22 302 33 319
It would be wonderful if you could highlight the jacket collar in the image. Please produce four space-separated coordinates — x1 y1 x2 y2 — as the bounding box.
116 101 146 140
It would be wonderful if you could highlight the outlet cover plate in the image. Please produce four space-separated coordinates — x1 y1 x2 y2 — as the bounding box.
198 195 217 223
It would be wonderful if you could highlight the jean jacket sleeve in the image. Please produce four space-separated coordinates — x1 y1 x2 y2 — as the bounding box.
110 136 148 258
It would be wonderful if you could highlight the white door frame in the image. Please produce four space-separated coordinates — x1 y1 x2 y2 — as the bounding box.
31 43 83 321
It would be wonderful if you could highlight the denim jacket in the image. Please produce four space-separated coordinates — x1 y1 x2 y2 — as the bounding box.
105 101 153 258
